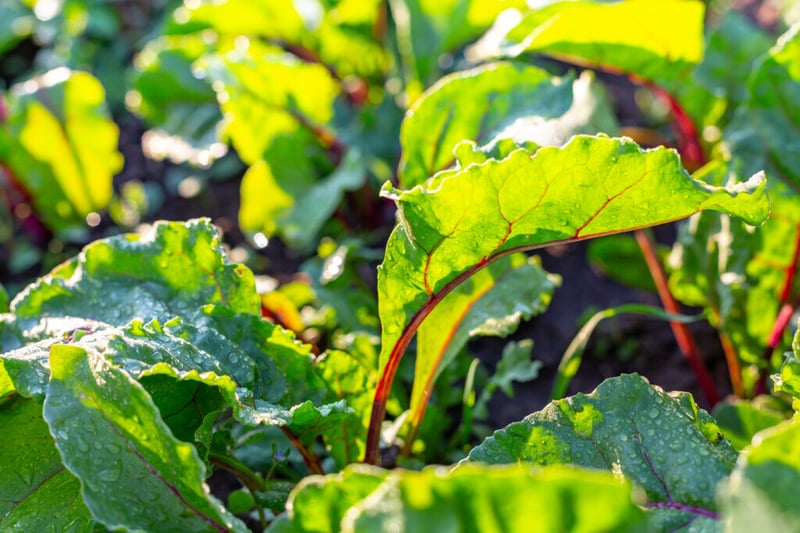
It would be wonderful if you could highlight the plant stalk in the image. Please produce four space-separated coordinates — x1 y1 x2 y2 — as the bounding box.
635 229 721 405
280 427 324 475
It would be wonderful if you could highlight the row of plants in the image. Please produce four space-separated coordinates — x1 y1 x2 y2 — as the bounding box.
2 0 800 530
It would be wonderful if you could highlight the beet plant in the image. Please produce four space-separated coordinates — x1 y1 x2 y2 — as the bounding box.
2 1 800 531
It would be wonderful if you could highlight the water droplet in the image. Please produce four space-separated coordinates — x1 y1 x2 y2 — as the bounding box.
98 468 121 482
647 408 659 419
668 441 683 452
620 434 628 442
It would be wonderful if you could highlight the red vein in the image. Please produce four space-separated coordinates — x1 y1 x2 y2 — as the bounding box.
574 170 649 239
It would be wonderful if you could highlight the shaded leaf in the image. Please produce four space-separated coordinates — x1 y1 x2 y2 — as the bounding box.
474 339 540 420
719 419 800 532
43 345 247 532
712 396 789 451
390 0 528 94
10 219 259 324
468 374 737 526
738 24 800 186
0 397 94 532
0 1 34 55
129 35 223 164
0 69 122 233
587 234 660 292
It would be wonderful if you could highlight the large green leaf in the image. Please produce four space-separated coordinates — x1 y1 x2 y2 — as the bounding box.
0 69 122 233
10 218 259 324
0 397 94 532
376 135 768 380
719 419 800 532
283 463 646 532
470 0 704 84
43 345 247 532
399 61 617 188
467 374 737 528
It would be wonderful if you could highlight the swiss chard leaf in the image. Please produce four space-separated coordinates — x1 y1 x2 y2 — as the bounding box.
0 397 94 532
467 374 737 527
374 136 768 435
10 218 260 324
407 254 556 441
399 62 617 188
0 69 122 233
43 345 247 532
470 0 703 84
282 463 646 532
719 419 800 532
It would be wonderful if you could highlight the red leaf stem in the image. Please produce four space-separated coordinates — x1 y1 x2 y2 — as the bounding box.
280 427 324 475
756 223 800 394
635 229 721 405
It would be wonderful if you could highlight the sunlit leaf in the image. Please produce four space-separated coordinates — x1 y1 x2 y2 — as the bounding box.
0 69 122 233
399 62 617 188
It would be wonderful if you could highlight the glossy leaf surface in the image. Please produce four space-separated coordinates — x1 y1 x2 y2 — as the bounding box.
0 397 94 532
10 219 259 324
399 62 617 188
468 374 737 527
44 345 247 532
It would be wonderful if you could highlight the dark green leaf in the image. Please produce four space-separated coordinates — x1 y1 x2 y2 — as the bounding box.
712 396 789 451
468 374 737 526
43 345 247 532
10 219 260 324
474 339 540 419
0 397 94 532
587 234 660 292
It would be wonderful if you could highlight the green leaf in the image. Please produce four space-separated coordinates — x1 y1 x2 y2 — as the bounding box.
283 464 387 532
468 374 737 526
377 135 768 380
470 0 704 84
695 10 773 113
719 419 800 532
43 345 247 532
738 24 800 186
10 219 259 324
0 69 122 233
129 35 223 164
286 463 646 532
712 396 789 451
0 284 8 313
399 62 617 188
390 0 528 94
668 170 800 369
241 150 366 250
408 254 556 434
0 397 94 532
